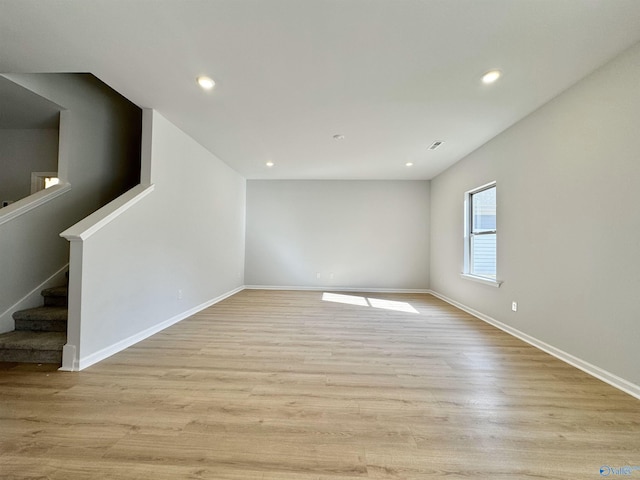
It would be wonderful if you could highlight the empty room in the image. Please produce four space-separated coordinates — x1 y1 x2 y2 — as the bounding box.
1 1 639 479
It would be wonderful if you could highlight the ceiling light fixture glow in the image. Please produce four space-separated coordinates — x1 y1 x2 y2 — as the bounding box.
406 162 414 167
266 161 274 167
196 76 215 90
482 70 502 84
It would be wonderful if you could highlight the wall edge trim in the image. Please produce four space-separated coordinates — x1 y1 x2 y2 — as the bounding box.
244 285 430 294
74 285 244 371
428 289 640 400
0 183 71 227
60 183 154 242
0 264 69 334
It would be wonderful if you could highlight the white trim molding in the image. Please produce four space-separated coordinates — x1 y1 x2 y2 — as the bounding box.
71 286 244 371
0 264 69 333
60 344 78 372
428 289 640 400
60 183 154 242
0 182 71 227
460 273 502 288
244 285 430 294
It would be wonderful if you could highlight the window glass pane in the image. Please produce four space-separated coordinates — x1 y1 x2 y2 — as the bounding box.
44 177 60 189
471 186 496 232
471 233 496 277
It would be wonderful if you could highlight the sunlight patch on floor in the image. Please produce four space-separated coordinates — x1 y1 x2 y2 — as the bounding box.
321 292 369 306
321 292 419 314
368 297 419 314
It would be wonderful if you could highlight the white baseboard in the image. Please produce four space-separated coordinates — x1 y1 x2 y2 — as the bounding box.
244 285 429 294
428 289 640 401
67 286 244 371
0 264 69 334
60 344 77 371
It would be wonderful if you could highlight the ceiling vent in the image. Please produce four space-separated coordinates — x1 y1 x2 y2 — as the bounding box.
428 141 444 151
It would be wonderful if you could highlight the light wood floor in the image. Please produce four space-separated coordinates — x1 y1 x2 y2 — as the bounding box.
1 290 639 479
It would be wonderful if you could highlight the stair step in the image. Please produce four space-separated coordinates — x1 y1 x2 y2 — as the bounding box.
42 286 68 307
0 331 65 364
13 307 68 332
13 306 68 321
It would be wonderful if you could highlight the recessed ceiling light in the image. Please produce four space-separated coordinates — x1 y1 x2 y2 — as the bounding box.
406 162 414 167
266 161 274 167
482 70 502 84
333 134 345 141
196 76 215 90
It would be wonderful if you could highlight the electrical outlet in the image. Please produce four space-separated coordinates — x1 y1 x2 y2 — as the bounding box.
329 272 334 279
511 301 518 312
178 289 183 300
316 272 321 279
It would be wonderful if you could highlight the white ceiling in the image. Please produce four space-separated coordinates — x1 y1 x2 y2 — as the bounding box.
2 0 640 180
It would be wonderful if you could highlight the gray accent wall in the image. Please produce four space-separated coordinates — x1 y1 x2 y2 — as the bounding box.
429 42 640 386
245 180 430 290
0 129 59 203
0 74 141 332
4 74 141 204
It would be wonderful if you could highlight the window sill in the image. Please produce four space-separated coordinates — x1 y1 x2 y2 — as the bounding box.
460 273 502 288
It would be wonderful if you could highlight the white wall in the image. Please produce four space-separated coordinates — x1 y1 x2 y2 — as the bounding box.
430 42 640 388
0 129 59 202
72 111 245 366
245 180 429 290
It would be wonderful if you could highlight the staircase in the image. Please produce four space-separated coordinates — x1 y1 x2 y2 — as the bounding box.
0 285 68 365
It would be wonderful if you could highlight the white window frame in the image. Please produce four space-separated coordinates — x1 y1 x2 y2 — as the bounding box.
30 171 59 194
462 181 502 287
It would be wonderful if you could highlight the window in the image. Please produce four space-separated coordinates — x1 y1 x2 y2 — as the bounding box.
463 182 500 286
44 177 60 189
31 172 60 194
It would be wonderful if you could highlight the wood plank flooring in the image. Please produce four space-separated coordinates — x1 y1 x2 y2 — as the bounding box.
1 289 639 479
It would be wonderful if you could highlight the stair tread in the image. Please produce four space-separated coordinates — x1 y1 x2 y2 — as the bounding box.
41 286 68 297
0 331 65 351
13 306 68 321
